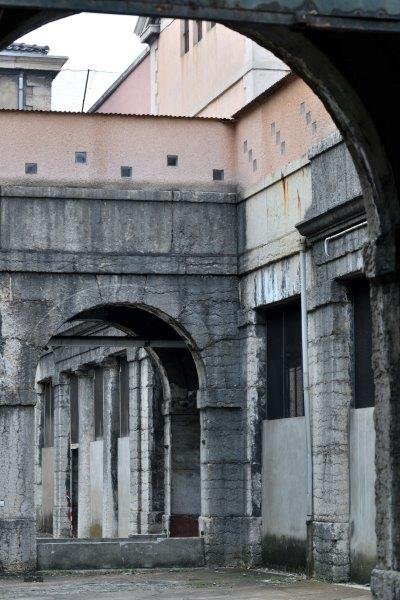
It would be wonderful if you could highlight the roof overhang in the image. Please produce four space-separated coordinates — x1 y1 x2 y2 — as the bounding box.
0 52 67 74
134 16 160 44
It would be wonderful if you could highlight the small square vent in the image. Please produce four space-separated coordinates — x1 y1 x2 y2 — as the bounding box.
167 155 178 167
121 166 132 178
25 163 37 175
75 151 87 164
213 169 224 181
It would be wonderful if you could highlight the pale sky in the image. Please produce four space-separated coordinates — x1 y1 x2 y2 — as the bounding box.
17 13 146 111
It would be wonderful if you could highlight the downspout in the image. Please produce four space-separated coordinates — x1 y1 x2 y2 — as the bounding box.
300 237 314 576
18 71 24 110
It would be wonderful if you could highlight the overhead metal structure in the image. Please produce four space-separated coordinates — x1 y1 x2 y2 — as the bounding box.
0 1 399 55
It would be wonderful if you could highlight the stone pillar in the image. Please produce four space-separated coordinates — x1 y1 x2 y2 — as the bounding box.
199 401 246 565
239 311 267 566
139 355 155 534
127 351 141 535
77 369 94 538
307 281 353 582
102 359 120 538
34 384 45 533
198 339 247 566
0 324 41 573
366 236 400 598
53 372 71 538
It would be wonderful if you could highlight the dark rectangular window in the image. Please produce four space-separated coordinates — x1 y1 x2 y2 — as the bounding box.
119 356 129 437
42 381 54 447
182 20 190 53
350 279 375 408
266 301 304 419
25 162 37 175
70 374 79 445
94 367 103 440
194 20 203 43
75 151 87 164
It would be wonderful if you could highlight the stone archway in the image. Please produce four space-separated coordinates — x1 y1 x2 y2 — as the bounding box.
0 270 244 572
0 4 399 597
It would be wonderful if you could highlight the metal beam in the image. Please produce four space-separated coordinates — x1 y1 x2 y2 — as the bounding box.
49 336 187 348
0 1 399 29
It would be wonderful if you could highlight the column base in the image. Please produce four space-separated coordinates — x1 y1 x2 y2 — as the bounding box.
140 511 163 534
312 521 350 582
371 568 400 599
53 507 71 539
0 518 36 573
199 516 262 567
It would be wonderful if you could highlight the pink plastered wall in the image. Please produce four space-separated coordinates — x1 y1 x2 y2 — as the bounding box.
96 53 151 115
0 111 236 188
235 75 336 191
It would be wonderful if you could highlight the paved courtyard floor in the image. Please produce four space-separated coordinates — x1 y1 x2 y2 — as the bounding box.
0 568 372 600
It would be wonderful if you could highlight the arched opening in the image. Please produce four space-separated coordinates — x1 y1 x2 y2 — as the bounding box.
34 303 202 549
0 5 399 595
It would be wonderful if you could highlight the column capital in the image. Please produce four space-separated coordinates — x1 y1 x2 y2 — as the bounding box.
363 230 400 281
52 371 70 387
126 348 140 363
101 356 120 371
76 366 95 378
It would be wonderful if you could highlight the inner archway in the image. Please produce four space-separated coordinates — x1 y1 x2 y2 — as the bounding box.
34 302 202 548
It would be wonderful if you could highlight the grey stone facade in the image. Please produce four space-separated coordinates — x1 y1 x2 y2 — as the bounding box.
0 134 379 584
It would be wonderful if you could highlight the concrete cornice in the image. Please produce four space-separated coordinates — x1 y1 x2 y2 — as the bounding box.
0 53 67 73
296 195 366 242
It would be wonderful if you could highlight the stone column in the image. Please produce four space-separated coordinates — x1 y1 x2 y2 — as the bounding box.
199 401 246 565
34 383 45 533
366 237 400 598
0 337 39 572
307 280 353 582
102 358 120 538
127 350 141 535
197 341 246 566
239 310 267 566
53 372 71 538
77 368 94 538
139 355 155 534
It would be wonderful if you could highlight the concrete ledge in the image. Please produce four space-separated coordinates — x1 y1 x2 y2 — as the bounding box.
0 185 237 204
37 537 205 570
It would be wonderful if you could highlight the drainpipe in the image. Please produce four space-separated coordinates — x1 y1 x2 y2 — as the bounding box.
300 237 314 576
18 71 24 110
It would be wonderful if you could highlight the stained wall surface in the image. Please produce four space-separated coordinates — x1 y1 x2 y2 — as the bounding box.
350 408 377 583
262 418 307 570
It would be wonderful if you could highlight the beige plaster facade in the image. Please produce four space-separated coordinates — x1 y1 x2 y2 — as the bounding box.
91 19 289 118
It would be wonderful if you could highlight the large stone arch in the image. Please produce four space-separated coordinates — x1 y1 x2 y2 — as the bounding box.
0 4 399 595
0 271 243 570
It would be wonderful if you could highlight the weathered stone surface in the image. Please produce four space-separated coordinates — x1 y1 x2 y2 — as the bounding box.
37 537 205 570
